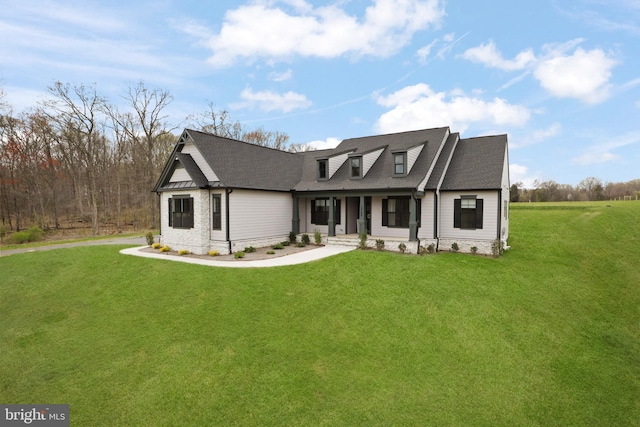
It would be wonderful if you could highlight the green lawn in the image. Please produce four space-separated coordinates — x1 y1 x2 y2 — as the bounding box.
1 201 639 426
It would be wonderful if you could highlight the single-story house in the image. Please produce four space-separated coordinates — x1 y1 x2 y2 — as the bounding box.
153 127 510 255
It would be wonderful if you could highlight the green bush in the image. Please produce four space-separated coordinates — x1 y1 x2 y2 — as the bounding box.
244 246 256 253
359 231 368 249
271 243 284 250
145 232 155 246
266 250 276 255
451 242 459 252
281 240 290 246
234 251 245 259
301 233 310 244
427 243 436 253
471 246 478 254
314 228 322 245
10 226 44 244
375 239 385 251
288 231 297 243
297 242 306 247
398 242 407 253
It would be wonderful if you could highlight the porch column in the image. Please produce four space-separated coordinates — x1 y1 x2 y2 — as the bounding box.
292 195 300 234
328 196 336 237
409 196 418 241
358 195 367 235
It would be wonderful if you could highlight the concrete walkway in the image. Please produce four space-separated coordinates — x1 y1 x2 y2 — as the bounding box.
120 245 356 268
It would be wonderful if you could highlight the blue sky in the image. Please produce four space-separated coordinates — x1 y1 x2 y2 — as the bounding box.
2 0 639 187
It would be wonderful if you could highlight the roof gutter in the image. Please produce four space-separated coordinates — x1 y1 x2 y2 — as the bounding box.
226 188 232 254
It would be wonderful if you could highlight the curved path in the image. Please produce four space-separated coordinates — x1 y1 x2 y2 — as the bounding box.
119 245 356 268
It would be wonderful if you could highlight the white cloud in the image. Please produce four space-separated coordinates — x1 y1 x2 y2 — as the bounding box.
534 47 617 104
461 38 618 104
268 69 293 82
509 164 539 189
303 137 342 150
572 130 640 165
374 83 530 134
231 87 312 113
194 0 445 67
511 123 562 148
461 40 536 71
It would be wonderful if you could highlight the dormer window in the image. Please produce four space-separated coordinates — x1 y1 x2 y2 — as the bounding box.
318 159 328 180
350 157 362 178
393 152 407 176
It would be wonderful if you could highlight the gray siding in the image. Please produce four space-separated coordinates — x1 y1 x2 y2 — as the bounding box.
229 190 292 240
439 190 499 240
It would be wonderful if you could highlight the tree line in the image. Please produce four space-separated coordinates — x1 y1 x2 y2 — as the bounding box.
0 82 307 235
510 177 640 203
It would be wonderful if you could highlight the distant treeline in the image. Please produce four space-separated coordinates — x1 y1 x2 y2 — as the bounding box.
0 82 307 234
511 177 640 202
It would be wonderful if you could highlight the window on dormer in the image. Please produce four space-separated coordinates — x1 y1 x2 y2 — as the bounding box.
393 153 406 176
318 159 328 180
350 157 362 178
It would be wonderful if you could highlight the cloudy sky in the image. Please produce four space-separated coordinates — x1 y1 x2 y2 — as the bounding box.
2 0 639 187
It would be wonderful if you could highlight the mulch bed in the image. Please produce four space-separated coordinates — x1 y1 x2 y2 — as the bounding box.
140 243 321 262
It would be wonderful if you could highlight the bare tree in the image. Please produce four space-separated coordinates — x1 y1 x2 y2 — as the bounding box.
577 176 604 201
42 82 108 235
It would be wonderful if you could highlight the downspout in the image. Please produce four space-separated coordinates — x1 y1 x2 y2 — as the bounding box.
411 190 420 253
157 192 162 243
497 189 502 241
434 190 439 251
226 189 232 254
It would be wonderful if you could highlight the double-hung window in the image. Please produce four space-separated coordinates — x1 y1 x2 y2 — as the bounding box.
168 196 194 229
393 152 407 176
454 196 483 230
311 198 341 225
350 157 362 178
212 194 222 230
382 197 410 228
317 159 328 180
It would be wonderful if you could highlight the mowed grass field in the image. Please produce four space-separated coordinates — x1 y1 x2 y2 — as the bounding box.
1 201 639 426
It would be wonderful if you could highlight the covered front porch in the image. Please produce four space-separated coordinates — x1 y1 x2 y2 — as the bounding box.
325 233 421 253
291 191 422 243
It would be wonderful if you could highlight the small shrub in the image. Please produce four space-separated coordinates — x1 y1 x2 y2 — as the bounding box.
0 225 8 239
297 242 306 247
10 226 44 244
208 250 220 256
470 246 478 254
451 242 459 252
234 251 245 259
244 246 256 253
289 231 297 243
159 245 170 252
145 232 155 246
375 239 385 251
151 243 162 249
272 243 284 250
314 228 322 245
427 243 436 253
301 233 310 244
398 242 407 253
266 250 276 255
178 249 189 256
281 240 290 246
359 231 368 249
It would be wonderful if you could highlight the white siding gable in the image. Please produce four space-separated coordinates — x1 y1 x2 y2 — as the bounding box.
406 143 425 173
362 148 385 177
328 152 352 178
169 166 191 182
181 142 219 182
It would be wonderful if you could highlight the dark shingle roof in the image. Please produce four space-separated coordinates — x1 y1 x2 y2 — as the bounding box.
187 129 304 191
424 132 459 190
440 134 507 190
294 127 450 191
176 153 208 188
